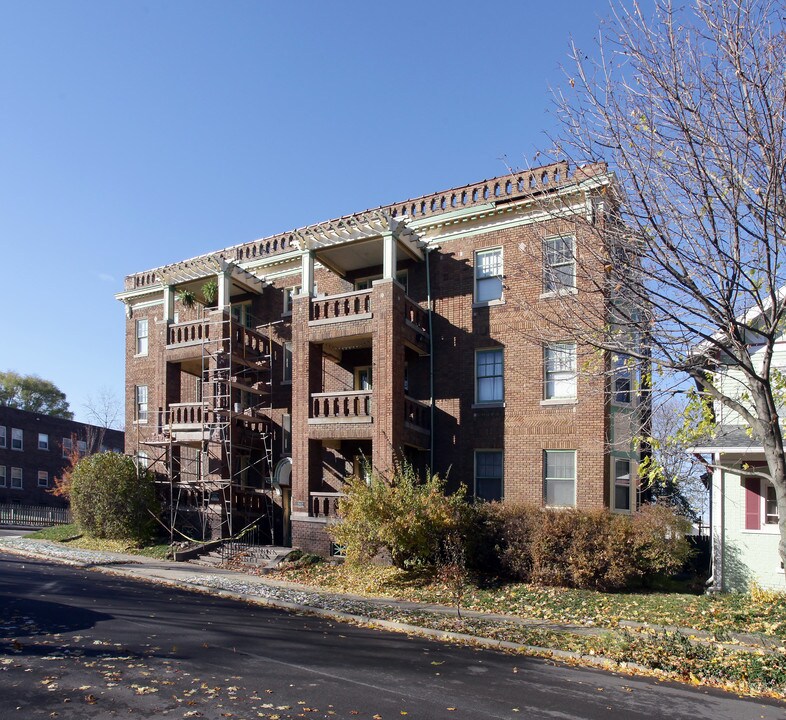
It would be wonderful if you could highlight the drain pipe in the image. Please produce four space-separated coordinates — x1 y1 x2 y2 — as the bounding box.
425 246 437 471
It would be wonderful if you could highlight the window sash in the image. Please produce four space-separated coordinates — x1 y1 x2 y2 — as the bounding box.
38 471 49 487
545 344 576 399
477 349 503 402
38 433 49 450
11 467 22 489
136 319 149 355
475 249 503 302
0 427 5 448
544 237 575 292
283 343 293 382
475 451 503 502
0 466 5 487
544 450 576 507
614 459 631 511
62 437 73 457
765 484 779 525
136 386 149 421
11 428 23 450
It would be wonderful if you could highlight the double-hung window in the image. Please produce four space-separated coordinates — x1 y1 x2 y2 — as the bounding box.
11 428 22 451
544 450 576 507
282 343 293 383
475 450 503 501
474 248 503 303
0 466 5 487
282 413 292 455
135 385 148 422
745 477 780 530
38 433 49 450
0 426 6 448
62 437 73 458
543 236 575 293
613 459 631 511
476 349 504 404
11 467 22 489
544 343 577 400
38 470 49 488
136 318 149 356
283 286 301 316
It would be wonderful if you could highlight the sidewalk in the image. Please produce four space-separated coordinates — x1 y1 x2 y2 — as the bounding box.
0 536 782 679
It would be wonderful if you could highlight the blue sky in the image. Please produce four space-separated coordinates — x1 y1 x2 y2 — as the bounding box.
0 1 628 424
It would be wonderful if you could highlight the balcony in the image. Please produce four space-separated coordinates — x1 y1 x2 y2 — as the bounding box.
168 402 207 429
310 289 372 324
309 390 372 424
165 314 270 366
310 491 345 520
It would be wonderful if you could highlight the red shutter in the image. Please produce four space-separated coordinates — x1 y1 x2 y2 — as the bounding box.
744 477 761 530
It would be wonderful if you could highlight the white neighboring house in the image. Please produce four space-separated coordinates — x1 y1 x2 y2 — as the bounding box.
691 331 786 592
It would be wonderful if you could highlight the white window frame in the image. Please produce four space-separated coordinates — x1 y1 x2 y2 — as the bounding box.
612 458 632 512
136 451 150 470
38 433 49 451
354 366 373 391
11 428 23 451
135 385 149 423
544 450 576 508
543 342 577 401
135 318 149 356
282 342 293 384
231 301 253 328
765 481 779 526
283 285 302 316
474 247 504 304
0 426 6 448
475 348 504 405
0 466 6 487
62 437 73 458
38 470 49 488
474 450 504 502
77 440 87 456
543 235 576 295
10 467 22 490
355 271 409 293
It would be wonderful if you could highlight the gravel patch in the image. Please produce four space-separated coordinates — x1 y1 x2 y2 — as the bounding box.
0 537 140 567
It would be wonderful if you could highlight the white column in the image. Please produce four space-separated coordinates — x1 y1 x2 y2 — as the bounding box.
301 250 315 296
163 285 174 323
382 232 396 280
217 271 231 309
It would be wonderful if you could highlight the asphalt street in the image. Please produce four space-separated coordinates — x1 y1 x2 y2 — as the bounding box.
1 552 783 720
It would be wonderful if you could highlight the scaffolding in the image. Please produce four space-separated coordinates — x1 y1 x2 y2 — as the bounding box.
140 306 276 545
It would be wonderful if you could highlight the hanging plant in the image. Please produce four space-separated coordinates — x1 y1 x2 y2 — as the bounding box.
201 279 218 306
178 289 197 309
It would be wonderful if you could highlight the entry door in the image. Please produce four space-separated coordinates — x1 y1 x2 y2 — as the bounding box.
354 366 372 391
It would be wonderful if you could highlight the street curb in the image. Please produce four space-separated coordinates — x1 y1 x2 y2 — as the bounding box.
0 542 646 676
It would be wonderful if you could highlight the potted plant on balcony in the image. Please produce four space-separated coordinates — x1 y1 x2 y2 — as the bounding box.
178 289 197 308
201 279 218 307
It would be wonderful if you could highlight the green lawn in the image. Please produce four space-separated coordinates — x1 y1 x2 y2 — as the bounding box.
27 524 171 559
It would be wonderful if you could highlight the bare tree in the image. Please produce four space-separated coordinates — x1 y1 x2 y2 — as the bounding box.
528 1 786 564
83 386 124 452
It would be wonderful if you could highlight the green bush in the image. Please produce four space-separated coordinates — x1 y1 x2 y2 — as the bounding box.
70 453 158 542
327 461 467 569
477 502 692 591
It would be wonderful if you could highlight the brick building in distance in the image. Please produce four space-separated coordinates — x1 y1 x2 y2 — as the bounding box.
116 161 643 554
0 405 125 507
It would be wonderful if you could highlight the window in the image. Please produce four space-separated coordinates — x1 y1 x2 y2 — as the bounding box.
476 349 504 403
62 437 72 458
38 470 49 488
746 476 779 529
136 452 149 470
613 353 632 404
475 450 503 501
544 343 577 400
11 428 23 451
544 450 576 507
77 440 87 455
283 286 301 315
38 433 49 450
613 459 631 511
0 426 5 448
475 248 503 303
231 302 253 328
11 467 22 489
135 385 148 422
355 271 408 293
543 236 575 293
282 413 291 455
135 318 149 356
282 343 293 383
0 466 5 487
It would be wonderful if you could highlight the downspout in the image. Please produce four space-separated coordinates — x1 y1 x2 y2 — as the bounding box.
425 246 436 471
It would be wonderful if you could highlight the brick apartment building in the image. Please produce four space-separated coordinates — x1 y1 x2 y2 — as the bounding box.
0 405 124 507
117 161 642 554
